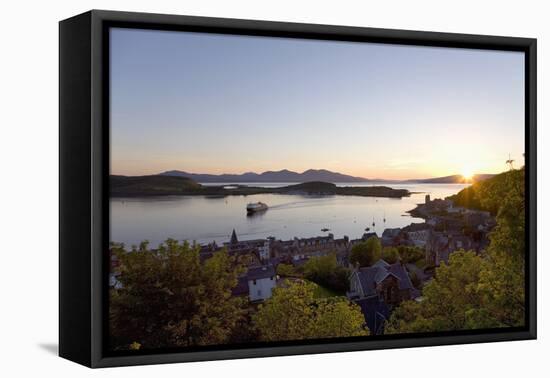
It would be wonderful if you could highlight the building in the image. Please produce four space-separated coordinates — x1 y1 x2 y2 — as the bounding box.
258 239 271 261
406 228 431 248
270 234 349 261
347 259 418 333
381 228 401 247
362 232 378 241
246 265 277 302
425 232 450 266
222 230 266 266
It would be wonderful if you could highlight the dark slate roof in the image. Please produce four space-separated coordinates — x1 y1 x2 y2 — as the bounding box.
387 263 415 291
355 269 377 297
362 232 378 240
382 228 401 238
356 260 412 294
246 265 276 280
374 269 394 284
232 276 249 296
372 259 390 269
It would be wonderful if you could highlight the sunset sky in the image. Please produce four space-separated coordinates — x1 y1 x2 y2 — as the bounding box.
110 28 525 180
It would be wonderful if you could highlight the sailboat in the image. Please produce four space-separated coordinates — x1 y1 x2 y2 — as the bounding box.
372 217 375 227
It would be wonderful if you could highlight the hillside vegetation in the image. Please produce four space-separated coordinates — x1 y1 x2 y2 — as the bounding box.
387 167 526 333
447 168 525 215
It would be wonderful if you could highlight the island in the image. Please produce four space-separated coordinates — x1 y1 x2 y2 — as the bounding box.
110 175 411 198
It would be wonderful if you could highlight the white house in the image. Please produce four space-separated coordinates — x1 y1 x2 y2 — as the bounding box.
247 265 277 302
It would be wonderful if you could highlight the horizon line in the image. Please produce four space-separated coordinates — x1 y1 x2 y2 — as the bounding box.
110 167 506 181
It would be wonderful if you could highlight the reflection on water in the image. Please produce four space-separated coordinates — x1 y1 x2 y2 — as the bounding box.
110 183 467 247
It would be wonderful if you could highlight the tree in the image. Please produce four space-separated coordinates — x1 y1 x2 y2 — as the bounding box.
350 236 382 267
303 254 350 293
397 245 425 264
252 281 369 341
409 270 421 289
477 168 525 327
386 168 526 333
385 250 500 333
382 247 400 264
109 239 246 350
276 263 297 277
311 299 370 339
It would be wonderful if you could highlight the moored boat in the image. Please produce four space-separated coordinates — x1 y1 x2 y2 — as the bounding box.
247 202 268 213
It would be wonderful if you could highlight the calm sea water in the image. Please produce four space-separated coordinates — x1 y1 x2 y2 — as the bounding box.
110 182 468 247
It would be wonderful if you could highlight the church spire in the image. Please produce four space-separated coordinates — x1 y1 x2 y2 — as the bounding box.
230 229 238 244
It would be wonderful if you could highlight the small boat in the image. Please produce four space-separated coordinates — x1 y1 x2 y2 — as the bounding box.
321 228 330 232
247 202 268 213
372 217 376 227
365 227 370 232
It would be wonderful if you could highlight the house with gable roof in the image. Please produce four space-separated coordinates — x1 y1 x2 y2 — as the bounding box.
347 259 418 334
232 264 277 302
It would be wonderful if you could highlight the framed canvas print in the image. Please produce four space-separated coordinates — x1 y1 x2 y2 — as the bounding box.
59 10 537 368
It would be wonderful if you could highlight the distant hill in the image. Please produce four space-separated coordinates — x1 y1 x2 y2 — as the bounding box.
160 169 370 183
407 174 495 184
111 175 202 196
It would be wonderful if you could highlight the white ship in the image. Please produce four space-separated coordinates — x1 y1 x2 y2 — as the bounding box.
246 202 268 213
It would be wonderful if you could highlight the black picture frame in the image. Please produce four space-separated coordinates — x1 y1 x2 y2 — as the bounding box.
59 9 537 368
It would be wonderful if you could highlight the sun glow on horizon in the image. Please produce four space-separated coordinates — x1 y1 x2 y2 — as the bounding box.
461 167 475 181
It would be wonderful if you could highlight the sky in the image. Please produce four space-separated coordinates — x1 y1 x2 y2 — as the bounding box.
110 27 525 180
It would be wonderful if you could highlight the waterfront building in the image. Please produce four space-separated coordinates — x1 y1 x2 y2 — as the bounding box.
381 228 401 247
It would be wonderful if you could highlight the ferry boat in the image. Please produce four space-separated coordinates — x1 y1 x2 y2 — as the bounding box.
246 202 268 213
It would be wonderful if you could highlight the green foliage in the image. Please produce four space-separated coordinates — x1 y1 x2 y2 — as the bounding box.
311 282 339 298
109 239 246 350
303 254 350 293
397 245 425 264
409 270 421 289
448 168 524 215
382 247 400 264
478 168 525 327
387 169 526 334
276 263 297 277
386 251 500 333
350 236 382 267
252 281 369 341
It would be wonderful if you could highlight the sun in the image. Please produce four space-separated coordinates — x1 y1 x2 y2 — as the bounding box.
461 168 474 181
